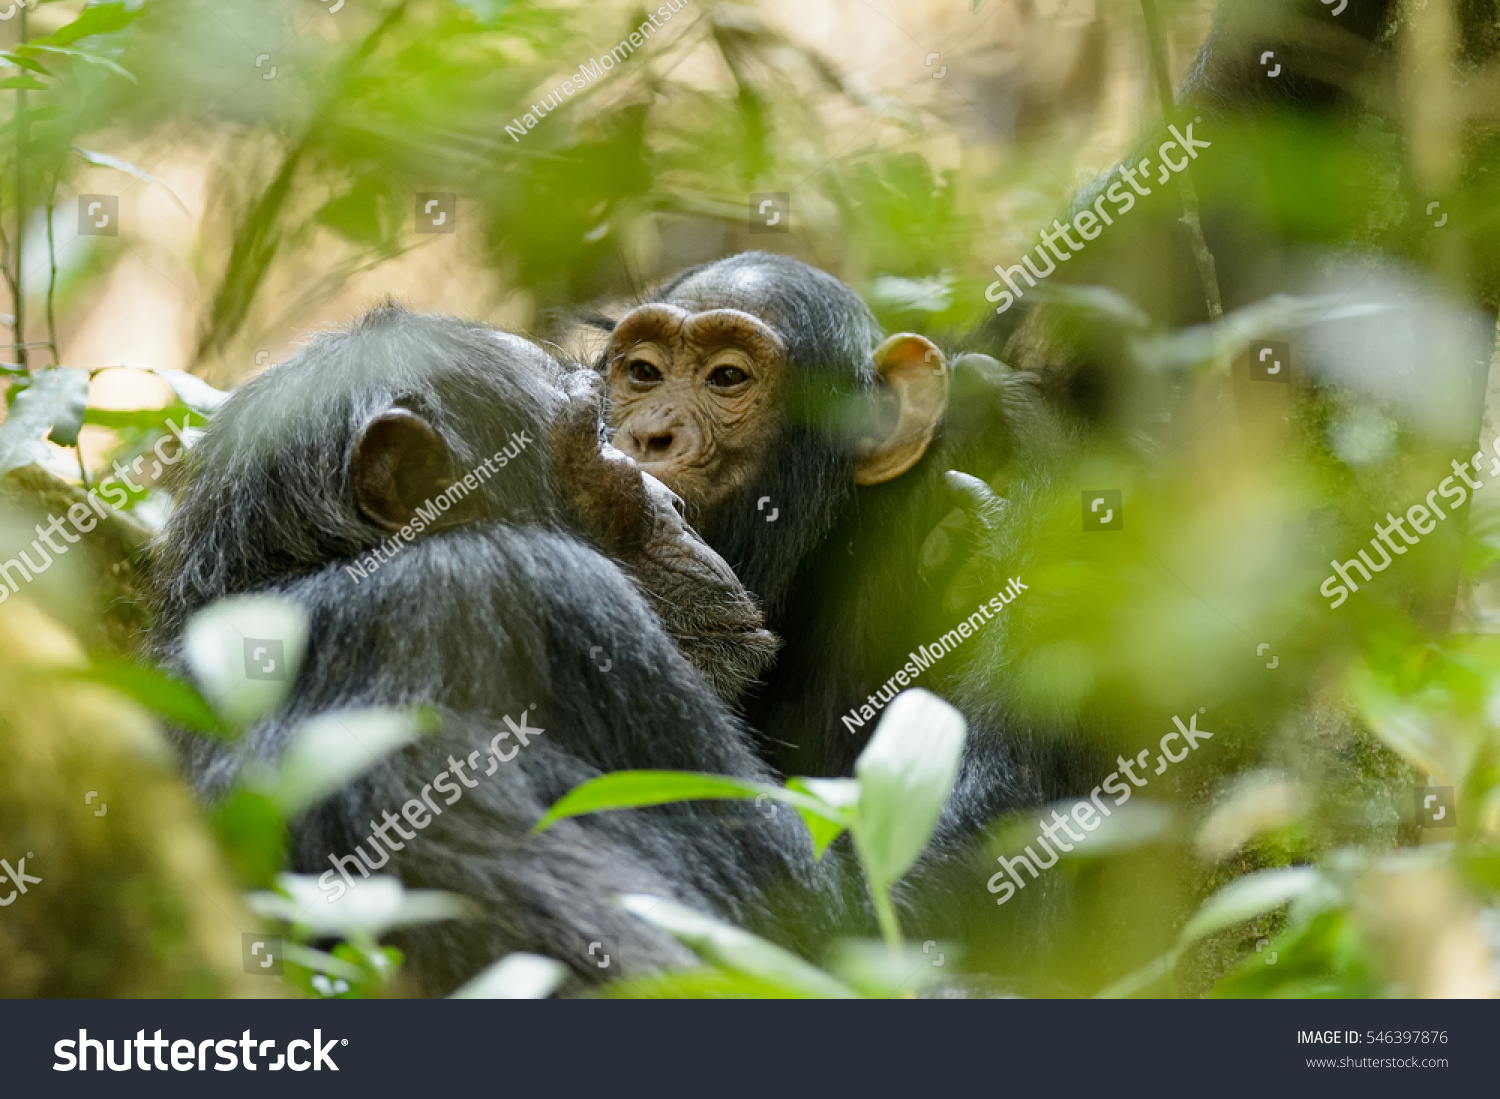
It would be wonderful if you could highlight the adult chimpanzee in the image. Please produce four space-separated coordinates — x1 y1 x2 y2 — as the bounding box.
600 252 1071 813
148 302 851 994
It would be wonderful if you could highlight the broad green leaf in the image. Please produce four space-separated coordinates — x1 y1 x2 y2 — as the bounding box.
1094 949 1177 999
0 51 50 75
852 689 966 892
1176 866 1328 951
182 594 308 727
786 775 857 857
1349 664 1446 776
249 873 475 939
619 894 859 999
150 367 229 414
34 1 144 48
316 181 394 248
1027 282 1153 331
267 708 425 816
450 953 568 999
75 147 190 216
0 368 90 475
281 943 365 984
42 369 90 447
824 939 956 998
212 789 286 885
1054 798 1174 858
61 651 224 734
0 75 48 90
25 45 135 82
867 273 953 316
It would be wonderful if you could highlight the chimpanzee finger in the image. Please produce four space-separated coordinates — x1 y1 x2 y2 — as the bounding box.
552 367 650 552
940 469 1007 534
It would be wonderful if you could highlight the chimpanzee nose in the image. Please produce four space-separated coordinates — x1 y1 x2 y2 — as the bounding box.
641 431 675 459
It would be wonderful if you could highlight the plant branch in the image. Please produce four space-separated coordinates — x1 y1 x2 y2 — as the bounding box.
1139 0 1223 323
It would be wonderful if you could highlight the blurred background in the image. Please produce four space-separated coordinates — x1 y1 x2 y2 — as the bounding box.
5 0 1500 999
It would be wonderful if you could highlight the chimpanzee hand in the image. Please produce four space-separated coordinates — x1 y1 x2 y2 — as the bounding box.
919 470 1009 616
552 367 653 555
552 367 779 702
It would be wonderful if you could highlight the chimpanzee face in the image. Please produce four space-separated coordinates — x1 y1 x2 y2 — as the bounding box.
603 259 951 532
547 367 778 666
603 302 788 522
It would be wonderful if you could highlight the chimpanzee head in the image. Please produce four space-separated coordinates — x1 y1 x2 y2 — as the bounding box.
600 252 948 610
151 301 777 700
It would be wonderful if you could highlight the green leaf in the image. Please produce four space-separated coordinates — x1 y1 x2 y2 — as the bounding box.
25 45 135 82
62 651 225 735
75 147 191 216
824 939 957 998
316 181 394 248
450 953 568 999
149 367 228 414
0 75 49 90
182 594 308 727
531 770 850 838
280 943 365 984
83 402 202 434
852 689 966 893
1176 866 1328 951
0 51 51 75
43 369 90 447
1027 282 1153 331
786 776 856 857
601 968 829 999
867 274 954 316
265 708 426 817
212 789 286 885
533 771 772 833
0 367 91 475
249 873 475 939
619 894 860 999
1094 949 1177 999
35 1 144 49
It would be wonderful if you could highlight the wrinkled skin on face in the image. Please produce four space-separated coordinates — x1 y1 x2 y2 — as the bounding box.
550 368 780 701
603 302 787 523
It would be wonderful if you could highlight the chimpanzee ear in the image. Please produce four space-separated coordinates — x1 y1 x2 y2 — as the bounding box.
854 334 949 486
351 407 456 531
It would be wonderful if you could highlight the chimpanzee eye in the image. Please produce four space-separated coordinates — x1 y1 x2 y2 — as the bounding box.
707 364 749 389
626 359 662 385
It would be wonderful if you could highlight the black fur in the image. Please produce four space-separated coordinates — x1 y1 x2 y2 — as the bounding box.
149 303 851 994
625 254 1060 795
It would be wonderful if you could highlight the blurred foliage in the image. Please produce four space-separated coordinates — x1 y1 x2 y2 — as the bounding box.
1 0 1500 1000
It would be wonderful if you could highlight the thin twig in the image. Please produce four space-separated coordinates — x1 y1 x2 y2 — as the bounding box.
44 163 58 365
14 3 27 371
1139 0 1223 323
